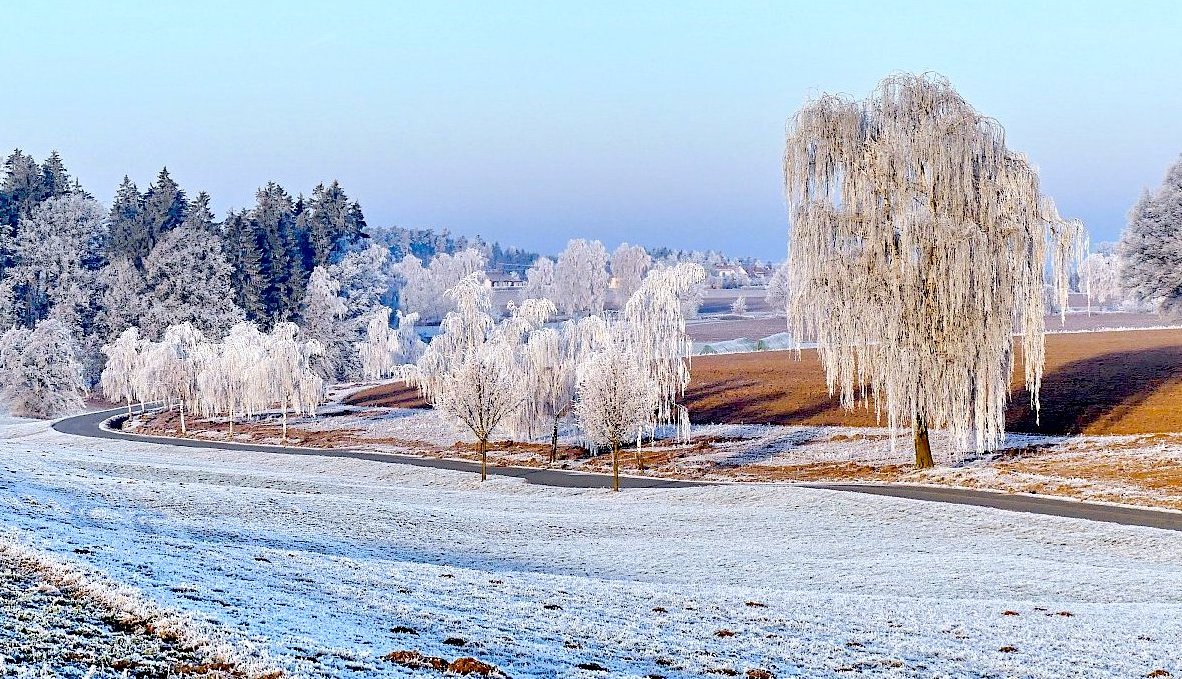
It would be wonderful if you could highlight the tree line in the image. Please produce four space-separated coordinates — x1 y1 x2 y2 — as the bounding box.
0 150 541 393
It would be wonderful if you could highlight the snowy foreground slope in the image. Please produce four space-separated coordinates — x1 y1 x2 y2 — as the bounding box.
2 416 1181 677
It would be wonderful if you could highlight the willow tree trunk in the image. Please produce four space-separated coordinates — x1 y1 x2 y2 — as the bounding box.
611 443 620 492
634 447 645 471
550 420 559 464
913 414 934 469
480 439 488 482
179 400 187 436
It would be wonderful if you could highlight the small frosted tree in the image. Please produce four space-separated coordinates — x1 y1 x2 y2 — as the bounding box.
141 323 205 435
610 243 652 303
554 239 610 316
730 295 747 316
783 73 1085 468
764 261 790 315
1078 250 1124 310
0 319 86 418
574 340 659 491
357 306 424 380
253 322 324 441
1120 155 1182 315
100 327 145 415
414 273 538 481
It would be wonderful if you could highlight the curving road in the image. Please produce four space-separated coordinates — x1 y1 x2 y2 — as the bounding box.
53 408 1182 531
52 408 702 490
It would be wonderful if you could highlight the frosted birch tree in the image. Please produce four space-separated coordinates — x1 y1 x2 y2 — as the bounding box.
205 322 269 434
782 73 1085 468
621 262 705 447
100 327 145 415
193 324 267 435
299 265 351 378
574 340 659 491
1119 155 1182 315
513 315 610 462
1078 250 1124 310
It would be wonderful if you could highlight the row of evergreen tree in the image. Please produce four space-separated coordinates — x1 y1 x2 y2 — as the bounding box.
0 149 539 386
1 149 368 325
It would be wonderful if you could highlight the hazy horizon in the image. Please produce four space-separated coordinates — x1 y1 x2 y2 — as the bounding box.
3 1 1180 258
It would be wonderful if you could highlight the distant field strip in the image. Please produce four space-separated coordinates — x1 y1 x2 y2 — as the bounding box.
684 328 1182 435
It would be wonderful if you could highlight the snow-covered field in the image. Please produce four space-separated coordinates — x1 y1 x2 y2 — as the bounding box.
3 414 1182 677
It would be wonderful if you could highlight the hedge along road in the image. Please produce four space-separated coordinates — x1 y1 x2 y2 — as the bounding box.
52 407 1182 531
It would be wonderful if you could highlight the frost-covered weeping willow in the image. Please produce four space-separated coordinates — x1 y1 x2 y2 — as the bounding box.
99 320 324 440
356 307 424 381
621 262 705 443
412 273 556 481
783 73 1085 465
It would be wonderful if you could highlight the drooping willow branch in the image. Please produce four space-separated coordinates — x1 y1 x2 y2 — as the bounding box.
783 73 1085 458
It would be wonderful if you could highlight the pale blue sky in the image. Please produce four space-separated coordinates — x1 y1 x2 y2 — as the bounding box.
3 1 1180 257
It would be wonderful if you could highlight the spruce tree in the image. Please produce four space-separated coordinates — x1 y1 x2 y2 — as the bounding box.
298 181 367 270
140 167 188 259
221 209 267 323
39 151 74 199
105 176 146 265
1 150 42 272
0 150 42 224
1120 155 1182 314
252 182 303 322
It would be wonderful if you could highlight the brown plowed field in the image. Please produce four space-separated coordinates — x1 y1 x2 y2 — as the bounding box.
684 329 1182 435
345 328 1182 436
345 383 429 409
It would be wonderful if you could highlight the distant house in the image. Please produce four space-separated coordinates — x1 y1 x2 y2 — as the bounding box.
713 264 747 281
747 263 773 281
485 271 526 289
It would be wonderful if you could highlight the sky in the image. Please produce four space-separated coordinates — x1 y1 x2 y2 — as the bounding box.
2 1 1180 258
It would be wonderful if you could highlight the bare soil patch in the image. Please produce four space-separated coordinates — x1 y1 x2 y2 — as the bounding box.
685 328 1182 436
344 382 429 409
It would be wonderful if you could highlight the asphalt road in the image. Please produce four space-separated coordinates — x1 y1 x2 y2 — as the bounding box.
51 408 702 489
52 408 1182 530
